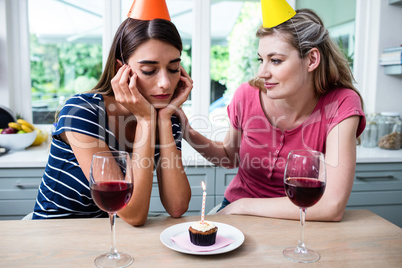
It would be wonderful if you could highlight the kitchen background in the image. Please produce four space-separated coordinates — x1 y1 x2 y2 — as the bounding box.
0 0 401 131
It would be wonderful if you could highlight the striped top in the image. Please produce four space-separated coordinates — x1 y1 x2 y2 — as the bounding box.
33 93 182 219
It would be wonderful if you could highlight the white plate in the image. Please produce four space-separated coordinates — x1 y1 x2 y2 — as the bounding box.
160 221 245 255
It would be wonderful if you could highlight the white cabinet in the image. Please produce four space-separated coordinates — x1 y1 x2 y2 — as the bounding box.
149 167 215 216
214 167 237 205
0 168 42 220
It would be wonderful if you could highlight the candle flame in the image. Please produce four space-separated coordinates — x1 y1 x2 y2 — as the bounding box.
201 181 206 191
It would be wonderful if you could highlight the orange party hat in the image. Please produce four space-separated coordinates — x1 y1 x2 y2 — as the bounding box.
127 0 171 21
261 0 296 28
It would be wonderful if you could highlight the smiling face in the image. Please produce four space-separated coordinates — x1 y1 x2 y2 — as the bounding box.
257 33 312 100
126 39 181 109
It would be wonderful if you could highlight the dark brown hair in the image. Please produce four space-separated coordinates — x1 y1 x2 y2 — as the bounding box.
91 18 183 95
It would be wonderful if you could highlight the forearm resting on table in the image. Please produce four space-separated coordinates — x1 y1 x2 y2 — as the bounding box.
221 196 347 222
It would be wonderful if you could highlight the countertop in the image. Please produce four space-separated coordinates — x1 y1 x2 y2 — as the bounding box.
0 141 50 168
356 146 402 163
1 139 401 168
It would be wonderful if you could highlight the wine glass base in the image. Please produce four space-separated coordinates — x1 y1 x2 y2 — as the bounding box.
283 246 320 263
94 252 133 268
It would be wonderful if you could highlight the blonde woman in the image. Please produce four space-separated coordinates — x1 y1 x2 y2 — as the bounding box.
179 9 365 221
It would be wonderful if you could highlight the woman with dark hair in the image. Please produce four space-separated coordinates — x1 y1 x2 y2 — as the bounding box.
33 15 192 226
179 8 365 222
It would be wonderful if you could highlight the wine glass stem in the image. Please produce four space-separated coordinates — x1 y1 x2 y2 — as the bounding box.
297 208 307 253
109 212 118 256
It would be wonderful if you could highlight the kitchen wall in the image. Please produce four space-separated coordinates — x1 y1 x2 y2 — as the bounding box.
375 1 402 115
355 0 402 116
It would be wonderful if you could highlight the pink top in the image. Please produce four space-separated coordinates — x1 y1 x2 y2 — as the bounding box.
225 82 366 202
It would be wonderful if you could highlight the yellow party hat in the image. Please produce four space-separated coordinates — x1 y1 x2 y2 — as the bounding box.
127 0 171 21
261 0 296 28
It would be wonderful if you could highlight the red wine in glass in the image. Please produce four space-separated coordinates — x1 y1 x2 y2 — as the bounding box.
284 177 325 209
91 181 133 213
283 150 326 263
90 151 134 268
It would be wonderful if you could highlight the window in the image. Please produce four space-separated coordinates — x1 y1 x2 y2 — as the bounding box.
0 0 372 128
296 0 356 69
209 1 261 131
28 0 104 124
27 0 194 124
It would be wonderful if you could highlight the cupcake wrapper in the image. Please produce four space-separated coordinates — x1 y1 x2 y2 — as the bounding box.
189 230 217 246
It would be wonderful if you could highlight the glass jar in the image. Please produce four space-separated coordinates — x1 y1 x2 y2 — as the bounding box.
362 113 380 147
362 121 378 147
377 112 402 150
367 113 381 124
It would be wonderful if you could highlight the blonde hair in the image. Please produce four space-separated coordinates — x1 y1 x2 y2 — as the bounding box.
250 8 364 110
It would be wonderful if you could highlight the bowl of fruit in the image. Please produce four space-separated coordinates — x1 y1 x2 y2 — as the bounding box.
0 119 38 150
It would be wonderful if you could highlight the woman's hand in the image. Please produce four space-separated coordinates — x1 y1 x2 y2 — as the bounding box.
174 107 191 138
158 65 193 120
216 200 241 215
111 64 155 122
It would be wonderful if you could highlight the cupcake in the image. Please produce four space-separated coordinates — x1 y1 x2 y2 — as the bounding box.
188 221 218 246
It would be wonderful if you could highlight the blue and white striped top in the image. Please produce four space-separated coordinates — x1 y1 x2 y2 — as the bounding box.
33 93 182 219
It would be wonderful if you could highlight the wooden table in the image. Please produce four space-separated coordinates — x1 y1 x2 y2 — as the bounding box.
0 210 401 267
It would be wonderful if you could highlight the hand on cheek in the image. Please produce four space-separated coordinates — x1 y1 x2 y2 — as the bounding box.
111 65 155 121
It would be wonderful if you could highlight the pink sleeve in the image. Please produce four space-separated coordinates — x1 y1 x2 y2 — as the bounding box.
325 89 366 138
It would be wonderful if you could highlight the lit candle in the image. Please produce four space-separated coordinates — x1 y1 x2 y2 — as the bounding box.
201 181 206 224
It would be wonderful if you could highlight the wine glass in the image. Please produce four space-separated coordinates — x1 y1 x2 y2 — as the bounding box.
90 151 134 268
283 150 326 263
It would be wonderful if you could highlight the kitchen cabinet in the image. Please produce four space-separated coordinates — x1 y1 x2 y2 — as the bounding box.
0 168 43 220
2 163 402 227
347 162 402 227
215 167 237 205
149 167 215 216
389 0 402 5
0 166 217 220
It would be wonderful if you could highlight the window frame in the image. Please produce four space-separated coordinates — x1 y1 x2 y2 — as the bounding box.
1 0 32 122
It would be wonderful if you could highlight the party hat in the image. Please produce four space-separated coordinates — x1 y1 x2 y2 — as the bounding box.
127 0 171 21
261 0 296 28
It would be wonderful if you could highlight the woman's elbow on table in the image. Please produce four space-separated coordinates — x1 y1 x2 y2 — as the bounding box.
317 201 347 222
321 209 344 222
166 203 189 218
119 213 149 227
